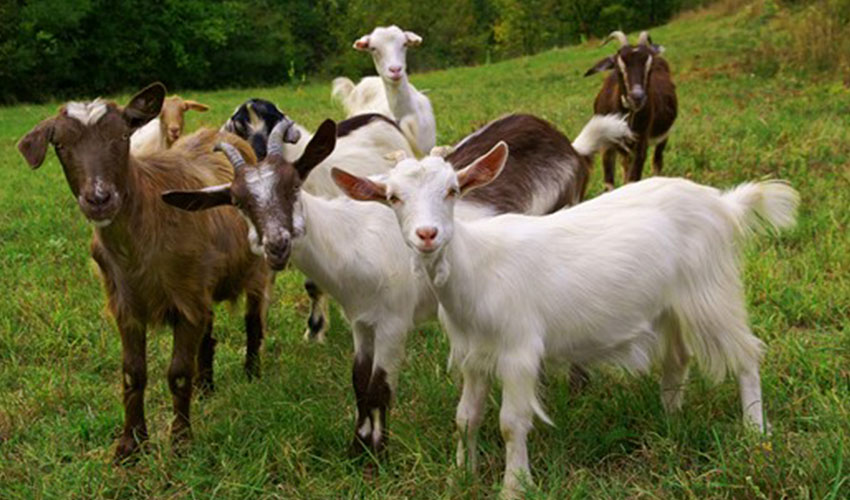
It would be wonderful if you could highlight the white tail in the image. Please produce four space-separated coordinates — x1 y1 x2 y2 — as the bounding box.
722 180 799 236
570 114 633 158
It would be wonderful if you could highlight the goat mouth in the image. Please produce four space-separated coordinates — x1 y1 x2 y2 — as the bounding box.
79 202 120 226
265 250 291 270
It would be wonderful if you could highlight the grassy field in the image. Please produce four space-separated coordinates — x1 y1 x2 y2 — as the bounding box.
1 5 849 499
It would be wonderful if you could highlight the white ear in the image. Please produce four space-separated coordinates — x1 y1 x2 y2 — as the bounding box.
353 35 370 51
404 31 422 47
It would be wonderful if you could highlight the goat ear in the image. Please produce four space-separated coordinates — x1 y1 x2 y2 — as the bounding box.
457 141 508 195
123 82 166 130
651 44 665 54
182 100 210 113
404 31 422 47
161 184 232 212
331 168 387 202
295 119 336 179
18 117 56 169
584 56 615 77
353 35 370 51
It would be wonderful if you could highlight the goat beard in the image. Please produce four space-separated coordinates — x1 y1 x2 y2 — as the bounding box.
411 251 450 288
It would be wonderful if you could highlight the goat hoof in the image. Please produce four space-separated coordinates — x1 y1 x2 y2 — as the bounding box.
244 360 260 380
113 434 145 464
194 378 215 397
347 434 374 459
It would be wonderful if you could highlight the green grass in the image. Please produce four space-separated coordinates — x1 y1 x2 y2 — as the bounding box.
1 6 849 499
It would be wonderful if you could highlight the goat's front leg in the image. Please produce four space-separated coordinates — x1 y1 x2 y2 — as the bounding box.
602 149 618 191
499 368 539 499
349 322 375 457
302 278 330 343
366 322 408 456
652 138 668 175
168 313 205 447
455 366 490 472
114 319 148 463
244 289 266 379
195 310 216 395
626 139 649 183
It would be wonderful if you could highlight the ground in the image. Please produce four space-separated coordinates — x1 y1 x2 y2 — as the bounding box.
1 5 848 499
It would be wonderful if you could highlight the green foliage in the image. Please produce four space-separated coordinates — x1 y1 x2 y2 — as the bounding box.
1 0 689 104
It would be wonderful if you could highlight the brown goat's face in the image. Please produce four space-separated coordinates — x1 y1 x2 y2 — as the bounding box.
585 39 663 112
160 96 209 146
18 83 166 227
162 120 337 271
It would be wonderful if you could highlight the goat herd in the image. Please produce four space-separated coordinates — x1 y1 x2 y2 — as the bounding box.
16 25 798 497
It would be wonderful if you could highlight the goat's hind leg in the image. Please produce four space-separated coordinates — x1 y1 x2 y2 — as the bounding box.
303 278 330 343
349 322 375 458
602 149 617 191
657 311 691 413
652 138 668 175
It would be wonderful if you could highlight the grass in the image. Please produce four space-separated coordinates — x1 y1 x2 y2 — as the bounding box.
1 5 849 499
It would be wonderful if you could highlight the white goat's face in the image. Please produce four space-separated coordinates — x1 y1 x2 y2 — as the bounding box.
332 142 509 258
354 25 422 85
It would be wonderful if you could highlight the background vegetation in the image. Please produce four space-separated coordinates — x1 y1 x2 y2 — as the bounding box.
1 0 713 104
1 1 849 498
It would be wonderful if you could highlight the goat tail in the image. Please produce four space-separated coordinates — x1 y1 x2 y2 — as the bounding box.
721 180 799 238
570 114 633 159
331 77 355 104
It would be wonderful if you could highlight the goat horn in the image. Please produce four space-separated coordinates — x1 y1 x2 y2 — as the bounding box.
215 142 246 169
637 31 651 46
267 118 297 159
602 30 629 48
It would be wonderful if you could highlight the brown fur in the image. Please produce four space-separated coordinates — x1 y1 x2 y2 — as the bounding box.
586 36 678 188
17 83 269 462
447 114 590 214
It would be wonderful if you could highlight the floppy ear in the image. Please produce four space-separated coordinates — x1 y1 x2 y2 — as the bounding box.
353 35 371 51
161 184 232 211
584 56 616 77
123 82 166 130
182 100 210 113
404 31 422 47
294 119 336 179
331 168 387 202
18 117 56 169
457 141 508 195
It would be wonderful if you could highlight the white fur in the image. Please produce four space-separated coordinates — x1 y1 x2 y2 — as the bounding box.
130 118 168 156
332 26 436 156
66 99 108 126
376 158 798 497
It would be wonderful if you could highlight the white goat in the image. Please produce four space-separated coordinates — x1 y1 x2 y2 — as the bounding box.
333 143 799 498
332 25 436 156
131 95 209 156
164 114 630 459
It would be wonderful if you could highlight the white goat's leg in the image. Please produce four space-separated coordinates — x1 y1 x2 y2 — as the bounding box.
368 321 409 454
349 322 375 457
455 366 490 472
659 312 691 413
499 370 537 499
302 279 330 343
738 364 767 432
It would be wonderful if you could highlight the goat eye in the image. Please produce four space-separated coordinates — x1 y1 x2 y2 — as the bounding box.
446 188 458 199
388 194 401 204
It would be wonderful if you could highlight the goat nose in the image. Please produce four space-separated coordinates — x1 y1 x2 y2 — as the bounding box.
389 65 402 73
416 227 438 242
630 87 646 103
85 190 111 207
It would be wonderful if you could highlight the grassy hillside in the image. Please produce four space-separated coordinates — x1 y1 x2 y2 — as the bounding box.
1 5 848 498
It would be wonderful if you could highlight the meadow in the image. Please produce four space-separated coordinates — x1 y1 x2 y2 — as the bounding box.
1 5 848 499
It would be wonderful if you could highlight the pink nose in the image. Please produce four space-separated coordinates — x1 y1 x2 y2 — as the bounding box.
416 227 438 243
168 127 180 136
389 66 402 76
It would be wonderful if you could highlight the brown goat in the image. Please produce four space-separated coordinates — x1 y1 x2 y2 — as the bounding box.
585 30 678 190
17 83 270 462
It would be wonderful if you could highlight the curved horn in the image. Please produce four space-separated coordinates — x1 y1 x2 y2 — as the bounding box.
602 30 629 48
267 117 299 159
637 31 651 46
215 142 246 169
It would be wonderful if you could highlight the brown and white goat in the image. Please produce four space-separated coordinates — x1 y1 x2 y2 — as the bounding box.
17 83 270 462
585 30 677 190
131 95 210 155
161 113 629 459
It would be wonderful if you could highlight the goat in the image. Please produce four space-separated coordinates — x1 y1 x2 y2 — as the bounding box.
131 95 209 155
332 25 436 156
162 113 630 459
17 83 271 462
222 100 416 343
334 143 798 498
585 30 677 190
